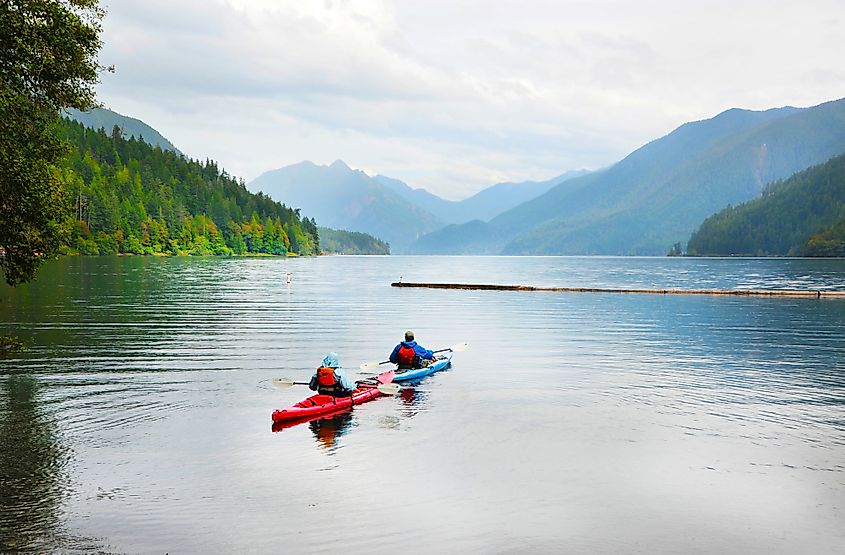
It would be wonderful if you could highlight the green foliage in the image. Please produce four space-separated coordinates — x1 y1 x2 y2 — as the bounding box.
687 153 845 256
0 335 27 357
319 227 390 255
667 242 682 256
0 0 105 285
57 119 321 257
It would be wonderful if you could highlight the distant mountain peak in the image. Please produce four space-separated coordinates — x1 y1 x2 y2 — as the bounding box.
330 159 351 171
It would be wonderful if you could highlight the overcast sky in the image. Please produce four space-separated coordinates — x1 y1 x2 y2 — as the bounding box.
96 0 845 200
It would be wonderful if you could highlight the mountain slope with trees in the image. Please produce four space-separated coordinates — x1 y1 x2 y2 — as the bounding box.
59 118 319 256
411 98 845 255
66 107 181 154
319 227 390 255
687 153 845 256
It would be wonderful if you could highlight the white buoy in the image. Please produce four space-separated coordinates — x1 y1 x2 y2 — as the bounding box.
286 271 292 285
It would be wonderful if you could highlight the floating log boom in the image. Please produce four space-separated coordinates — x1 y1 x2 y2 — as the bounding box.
390 282 845 298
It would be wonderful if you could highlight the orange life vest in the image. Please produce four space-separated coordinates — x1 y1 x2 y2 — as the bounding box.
316 366 337 387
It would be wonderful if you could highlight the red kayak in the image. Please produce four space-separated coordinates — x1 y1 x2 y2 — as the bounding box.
271 370 394 424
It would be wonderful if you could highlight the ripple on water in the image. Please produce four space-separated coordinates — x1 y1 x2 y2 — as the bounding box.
1 256 844 553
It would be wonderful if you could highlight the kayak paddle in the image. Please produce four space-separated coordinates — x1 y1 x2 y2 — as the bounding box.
272 377 400 395
375 382 401 395
272 378 309 389
359 342 469 371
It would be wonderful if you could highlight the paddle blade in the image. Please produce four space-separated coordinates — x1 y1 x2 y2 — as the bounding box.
359 361 381 371
449 342 469 352
376 383 400 395
271 378 296 389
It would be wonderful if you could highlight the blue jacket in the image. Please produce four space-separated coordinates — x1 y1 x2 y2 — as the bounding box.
389 340 434 364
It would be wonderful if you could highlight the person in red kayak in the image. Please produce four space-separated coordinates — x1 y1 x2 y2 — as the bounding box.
309 352 356 397
389 330 435 370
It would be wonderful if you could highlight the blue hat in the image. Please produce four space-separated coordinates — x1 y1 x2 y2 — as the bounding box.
322 352 341 368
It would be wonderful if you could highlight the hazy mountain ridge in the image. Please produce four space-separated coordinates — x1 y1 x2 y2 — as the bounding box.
65 107 181 154
375 170 588 224
66 99 845 257
248 161 585 252
248 160 445 252
411 98 845 255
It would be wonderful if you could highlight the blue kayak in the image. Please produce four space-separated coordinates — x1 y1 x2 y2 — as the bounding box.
392 351 452 383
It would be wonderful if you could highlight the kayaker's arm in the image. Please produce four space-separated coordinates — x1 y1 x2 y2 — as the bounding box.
416 344 435 359
388 344 401 364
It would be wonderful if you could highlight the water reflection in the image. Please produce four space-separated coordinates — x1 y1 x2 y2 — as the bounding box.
309 411 354 450
271 410 356 451
398 386 428 418
2 256 844 554
0 376 66 552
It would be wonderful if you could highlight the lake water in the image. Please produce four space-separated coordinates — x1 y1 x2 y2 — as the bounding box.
1 256 844 554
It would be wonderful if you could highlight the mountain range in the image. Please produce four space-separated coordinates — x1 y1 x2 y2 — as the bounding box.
247 161 585 252
412 97 845 255
69 97 845 257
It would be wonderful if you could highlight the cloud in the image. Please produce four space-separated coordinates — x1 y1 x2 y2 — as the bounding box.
95 0 845 199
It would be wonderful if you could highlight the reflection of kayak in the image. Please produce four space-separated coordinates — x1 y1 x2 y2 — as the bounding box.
271 408 354 435
271 408 353 432
271 370 394 424
393 351 452 383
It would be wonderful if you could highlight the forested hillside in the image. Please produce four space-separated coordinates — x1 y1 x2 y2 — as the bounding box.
319 227 390 255
58 119 320 256
687 153 845 256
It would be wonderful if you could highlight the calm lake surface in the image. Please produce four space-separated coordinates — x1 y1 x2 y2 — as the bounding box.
1 256 844 554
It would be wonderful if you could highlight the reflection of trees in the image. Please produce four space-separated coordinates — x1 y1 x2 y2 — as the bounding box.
0 376 67 551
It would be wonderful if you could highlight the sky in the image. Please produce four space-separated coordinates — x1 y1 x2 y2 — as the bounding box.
96 0 845 200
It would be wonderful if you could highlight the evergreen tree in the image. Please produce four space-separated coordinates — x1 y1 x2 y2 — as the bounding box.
687 153 845 257
0 0 106 285
55 119 321 257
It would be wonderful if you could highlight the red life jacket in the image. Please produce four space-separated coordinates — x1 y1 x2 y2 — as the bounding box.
315 366 351 397
396 344 418 369
316 366 337 387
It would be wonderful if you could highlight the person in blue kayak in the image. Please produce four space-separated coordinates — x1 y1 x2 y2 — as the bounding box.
309 352 356 397
389 330 435 370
